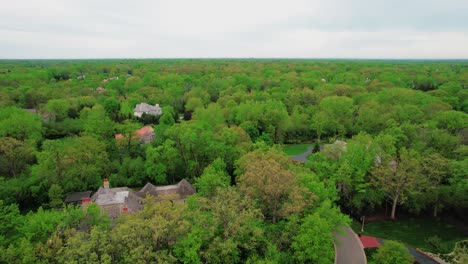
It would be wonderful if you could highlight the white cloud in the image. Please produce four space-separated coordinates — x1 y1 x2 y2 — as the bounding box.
0 0 467 58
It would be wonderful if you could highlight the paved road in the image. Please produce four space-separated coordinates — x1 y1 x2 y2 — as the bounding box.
290 147 366 264
290 146 314 162
334 227 367 264
375 238 440 264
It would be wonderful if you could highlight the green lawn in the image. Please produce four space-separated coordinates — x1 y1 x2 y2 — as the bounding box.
283 143 313 156
351 218 466 253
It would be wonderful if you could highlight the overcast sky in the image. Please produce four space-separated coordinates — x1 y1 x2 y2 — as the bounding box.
1 0 467 59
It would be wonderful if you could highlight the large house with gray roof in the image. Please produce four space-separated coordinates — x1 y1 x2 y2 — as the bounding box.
134 103 162 118
67 178 195 218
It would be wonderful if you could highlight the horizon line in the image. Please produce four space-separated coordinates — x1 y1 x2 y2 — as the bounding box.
1 57 467 61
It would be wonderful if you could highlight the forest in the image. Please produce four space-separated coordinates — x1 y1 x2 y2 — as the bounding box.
0 59 466 263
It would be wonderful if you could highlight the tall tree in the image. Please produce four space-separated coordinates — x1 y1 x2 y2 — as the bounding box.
31 136 109 195
0 137 35 177
237 149 314 223
370 149 426 219
80 104 115 140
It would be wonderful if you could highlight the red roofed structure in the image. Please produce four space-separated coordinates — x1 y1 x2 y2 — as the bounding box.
359 235 381 248
115 126 154 144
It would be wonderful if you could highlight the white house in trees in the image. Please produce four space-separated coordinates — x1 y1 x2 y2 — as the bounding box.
134 103 162 118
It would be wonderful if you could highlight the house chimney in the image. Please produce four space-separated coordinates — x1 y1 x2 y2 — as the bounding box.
104 178 109 189
81 198 92 211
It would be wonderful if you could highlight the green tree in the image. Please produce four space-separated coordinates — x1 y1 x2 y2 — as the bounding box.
57 226 113 264
420 153 449 217
48 184 64 209
31 136 109 196
292 213 335 263
371 149 426 219
317 96 355 137
0 107 42 143
237 149 314 223
80 104 115 140
194 158 230 197
46 99 70 121
0 200 24 247
177 187 265 263
370 240 412 264
145 139 183 184
0 137 35 177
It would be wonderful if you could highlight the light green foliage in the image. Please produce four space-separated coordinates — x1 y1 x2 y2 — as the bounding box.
159 106 176 126
435 110 468 133
81 104 116 139
335 134 380 211
370 240 412 264
0 200 24 247
20 207 65 243
292 213 336 263
166 121 223 178
179 187 265 263
2 238 37 264
145 139 183 184
232 100 289 143
237 149 315 223
0 60 467 263
0 137 35 177
195 158 230 197
193 103 226 128
316 96 355 137
153 106 176 145
46 99 69 121
371 148 427 219
57 227 113 264
0 107 42 143
82 203 110 229
32 136 109 195
48 184 64 209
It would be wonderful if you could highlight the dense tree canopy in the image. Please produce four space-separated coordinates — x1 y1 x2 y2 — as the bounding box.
0 59 466 262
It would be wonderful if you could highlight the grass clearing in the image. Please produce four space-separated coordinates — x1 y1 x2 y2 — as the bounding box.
283 143 313 156
352 218 466 253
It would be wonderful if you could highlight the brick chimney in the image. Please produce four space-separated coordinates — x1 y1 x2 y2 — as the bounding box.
81 198 92 211
103 178 109 189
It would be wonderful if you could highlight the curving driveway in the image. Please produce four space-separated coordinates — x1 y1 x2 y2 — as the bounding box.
290 146 314 162
289 147 367 264
334 227 367 264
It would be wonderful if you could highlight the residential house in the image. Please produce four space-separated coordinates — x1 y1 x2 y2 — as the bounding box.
96 87 106 93
134 103 162 118
65 191 92 206
115 125 155 144
138 179 196 202
322 140 347 161
74 178 195 218
91 179 142 218
103 76 119 82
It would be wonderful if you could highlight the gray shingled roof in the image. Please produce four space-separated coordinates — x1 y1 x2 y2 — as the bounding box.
65 191 92 203
134 103 162 117
138 179 195 199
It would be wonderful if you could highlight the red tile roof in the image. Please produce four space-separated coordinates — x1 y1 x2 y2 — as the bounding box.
136 126 153 137
115 126 153 140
